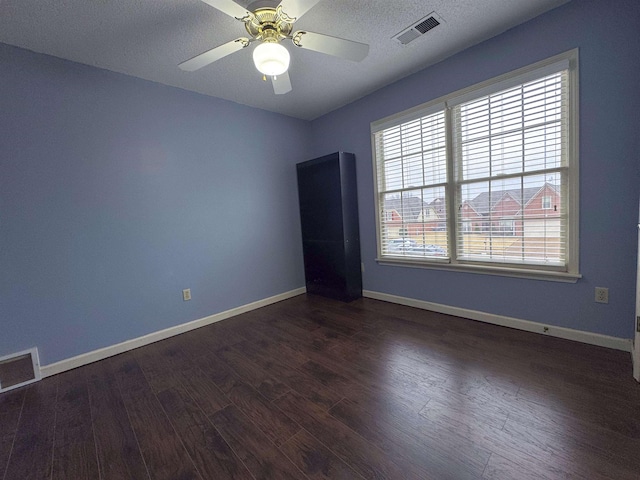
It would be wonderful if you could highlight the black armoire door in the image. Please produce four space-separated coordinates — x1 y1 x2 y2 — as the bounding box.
296 152 362 301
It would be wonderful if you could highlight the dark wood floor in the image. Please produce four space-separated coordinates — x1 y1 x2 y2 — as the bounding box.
1 294 639 480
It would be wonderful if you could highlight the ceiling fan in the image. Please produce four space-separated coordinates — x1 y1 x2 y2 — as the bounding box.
179 0 369 95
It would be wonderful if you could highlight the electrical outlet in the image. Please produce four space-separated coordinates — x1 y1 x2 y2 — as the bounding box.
594 287 608 304
182 288 191 301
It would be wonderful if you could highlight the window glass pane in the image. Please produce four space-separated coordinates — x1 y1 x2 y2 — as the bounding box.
523 123 563 171
404 153 423 189
490 132 523 175
401 120 422 155
424 147 447 185
383 158 402 191
489 86 523 134
381 126 401 159
460 138 491 180
457 71 566 179
381 188 448 257
459 98 489 142
457 172 565 265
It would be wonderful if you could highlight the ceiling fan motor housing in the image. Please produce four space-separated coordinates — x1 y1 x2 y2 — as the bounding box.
245 7 294 43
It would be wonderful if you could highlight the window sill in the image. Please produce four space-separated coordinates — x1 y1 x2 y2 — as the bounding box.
375 257 581 283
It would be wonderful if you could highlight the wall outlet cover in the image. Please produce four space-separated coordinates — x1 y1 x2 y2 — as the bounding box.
595 287 608 304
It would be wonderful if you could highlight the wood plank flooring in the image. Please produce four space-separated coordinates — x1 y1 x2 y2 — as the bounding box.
1 294 639 479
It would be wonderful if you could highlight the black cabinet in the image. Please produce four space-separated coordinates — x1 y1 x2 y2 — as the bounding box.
297 152 362 302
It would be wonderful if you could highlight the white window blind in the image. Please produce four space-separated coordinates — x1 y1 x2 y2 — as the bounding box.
374 110 449 259
371 50 578 279
453 70 569 267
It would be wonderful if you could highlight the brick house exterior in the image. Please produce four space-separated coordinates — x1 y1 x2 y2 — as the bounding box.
384 183 561 237
461 183 561 236
383 196 446 236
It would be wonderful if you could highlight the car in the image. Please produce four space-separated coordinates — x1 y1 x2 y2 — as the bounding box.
408 244 447 257
386 238 418 253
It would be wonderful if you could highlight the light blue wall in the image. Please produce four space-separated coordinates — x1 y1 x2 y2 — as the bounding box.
309 0 640 339
1 44 311 365
2 0 638 368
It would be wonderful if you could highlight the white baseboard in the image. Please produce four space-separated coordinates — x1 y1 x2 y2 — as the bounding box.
39 287 631 378
363 290 632 352
40 287 306 378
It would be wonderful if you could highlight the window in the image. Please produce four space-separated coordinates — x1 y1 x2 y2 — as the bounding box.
372 50 579 280
498 219 515 236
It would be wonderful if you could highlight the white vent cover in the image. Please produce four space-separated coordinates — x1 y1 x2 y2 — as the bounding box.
393 12 444 45
0 347 41 393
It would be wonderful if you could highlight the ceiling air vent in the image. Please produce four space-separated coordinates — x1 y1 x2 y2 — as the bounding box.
393 12 443 45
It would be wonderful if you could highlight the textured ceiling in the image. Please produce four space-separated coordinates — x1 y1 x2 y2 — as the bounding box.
0 0 569 120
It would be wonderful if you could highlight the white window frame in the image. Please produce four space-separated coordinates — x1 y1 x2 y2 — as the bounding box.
371 50 580 282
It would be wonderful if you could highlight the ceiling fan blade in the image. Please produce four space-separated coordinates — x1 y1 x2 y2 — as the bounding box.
179 38 249 72
272 71 292 95
278 0 320 20
292 31 369 62
199 0 250 19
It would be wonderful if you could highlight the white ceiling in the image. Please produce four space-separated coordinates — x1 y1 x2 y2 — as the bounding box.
0 0 569 120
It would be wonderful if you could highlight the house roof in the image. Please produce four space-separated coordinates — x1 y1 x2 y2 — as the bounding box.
465 183 558 216
385 183 558 220
384 196 446 221
384 196 427 222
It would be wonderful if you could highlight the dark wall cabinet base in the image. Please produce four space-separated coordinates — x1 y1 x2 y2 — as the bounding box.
297 152 362 302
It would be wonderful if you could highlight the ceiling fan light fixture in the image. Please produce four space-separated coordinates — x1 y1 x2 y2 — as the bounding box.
252 42 290 76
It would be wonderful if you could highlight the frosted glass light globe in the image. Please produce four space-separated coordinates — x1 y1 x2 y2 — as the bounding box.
252 42 290 76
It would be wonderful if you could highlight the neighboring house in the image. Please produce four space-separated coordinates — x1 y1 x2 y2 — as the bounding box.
461 183 561 236
384 183 560 237
383 196 446 235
